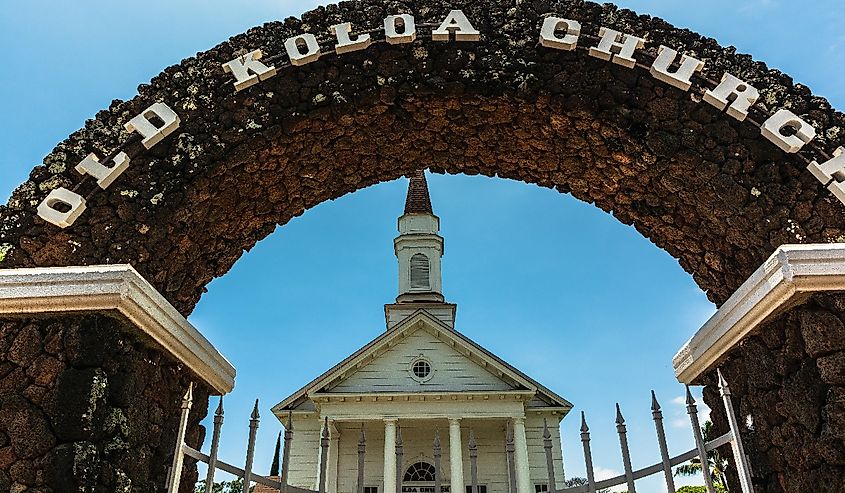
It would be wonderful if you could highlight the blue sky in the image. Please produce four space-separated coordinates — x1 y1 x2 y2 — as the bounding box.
1 1 843 491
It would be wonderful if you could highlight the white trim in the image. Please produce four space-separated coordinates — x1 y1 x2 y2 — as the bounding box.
0 264 235 393
673 243 845 383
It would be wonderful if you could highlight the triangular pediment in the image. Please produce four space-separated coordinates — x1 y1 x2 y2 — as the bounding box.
272 310 572 414
324 317 517 394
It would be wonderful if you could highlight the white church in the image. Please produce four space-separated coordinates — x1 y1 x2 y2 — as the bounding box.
270 171 572 493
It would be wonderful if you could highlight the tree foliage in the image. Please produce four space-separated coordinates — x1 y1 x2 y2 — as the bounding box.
563 477 612 493
270 431 282 477
194 478 247 493
674 421 729 492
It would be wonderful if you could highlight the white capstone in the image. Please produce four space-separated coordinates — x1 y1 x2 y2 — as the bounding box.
124 102 181 149
761 108 816 153
384 14 417 44
0 264 235 393
808 147 845 204
36 187 87 229
703 73 759 122
285 33 321 66
331 22 372 54
222 49 277 92
673 243 845 383
539 17 581 51
74 151 130 189
587 27 645 68
432 10 480 42
649 45 704 91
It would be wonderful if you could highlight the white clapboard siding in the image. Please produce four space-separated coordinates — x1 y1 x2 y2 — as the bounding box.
288 417 323 490
524 415 565 490
329 328 514 393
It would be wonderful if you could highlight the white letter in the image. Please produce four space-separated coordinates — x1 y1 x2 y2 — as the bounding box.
124 102 180 149
331 22 372 54
432 10 480 42
74 152 130 189
703 73 759 122
649 45 704 91
222 49 277 92
809 147 845 204
539 17 581 51
761 109 816 153
384 14 417 44
37 188 86 229
588 27 645 68
285 33 321 66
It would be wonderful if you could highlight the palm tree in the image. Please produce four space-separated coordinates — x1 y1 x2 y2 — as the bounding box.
674 420 729 492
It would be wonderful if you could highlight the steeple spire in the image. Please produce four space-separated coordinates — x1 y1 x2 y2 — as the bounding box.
404 170 433 214
384 170 455 330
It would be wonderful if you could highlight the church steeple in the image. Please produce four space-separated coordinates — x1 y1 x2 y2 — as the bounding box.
385 170 455 330
394 170 444 304
404 170 433 214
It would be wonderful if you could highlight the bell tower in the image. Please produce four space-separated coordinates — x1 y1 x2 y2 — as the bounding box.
385 170 456 330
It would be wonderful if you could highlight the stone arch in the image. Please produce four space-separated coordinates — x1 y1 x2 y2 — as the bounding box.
1 0 844 491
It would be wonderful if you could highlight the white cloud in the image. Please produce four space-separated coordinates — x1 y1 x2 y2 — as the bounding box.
593 467 627 493
671 396 686 406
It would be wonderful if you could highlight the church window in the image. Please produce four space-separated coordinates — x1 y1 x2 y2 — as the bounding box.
410 253 430 289
404 462 437 482
534 485 549 493
409 357 433 382
364 487 379 493
466 486 487 493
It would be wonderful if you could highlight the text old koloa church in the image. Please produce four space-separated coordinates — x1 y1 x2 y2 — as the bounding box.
257 172 572 493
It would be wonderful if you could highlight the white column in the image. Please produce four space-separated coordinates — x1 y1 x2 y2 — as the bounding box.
384 419 398 493
328 421 340 493
512 417 531 493
449 418 465 493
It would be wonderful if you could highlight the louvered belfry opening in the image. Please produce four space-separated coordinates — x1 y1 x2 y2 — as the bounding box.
410 253 431 290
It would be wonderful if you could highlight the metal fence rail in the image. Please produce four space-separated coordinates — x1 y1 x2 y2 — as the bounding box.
558 369 753 493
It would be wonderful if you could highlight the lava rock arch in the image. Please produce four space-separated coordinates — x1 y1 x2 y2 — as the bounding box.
1 0 844 491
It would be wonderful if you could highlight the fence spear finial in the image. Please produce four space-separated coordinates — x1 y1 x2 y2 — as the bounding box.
580 411 589 434
181 382 194 409
251 399 260 420
288 409 294 430
215 395 224 416
615 403 625 426
717 368 732 396
650 390 661 412
543 418 551 440
685 385 696 406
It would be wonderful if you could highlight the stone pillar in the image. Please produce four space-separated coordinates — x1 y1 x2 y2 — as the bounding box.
702 293 845 493
0 314 210 493
449 418 465 493
512 417 531 493
328 421 340 493
384 418 398 493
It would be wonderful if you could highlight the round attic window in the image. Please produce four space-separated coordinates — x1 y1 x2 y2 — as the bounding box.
409 357 433 382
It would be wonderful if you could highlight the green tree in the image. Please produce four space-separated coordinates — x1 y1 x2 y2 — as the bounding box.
674 420 729 492
676 487 707 493
195 478 247 493
563 477 612 493
270 431 282 477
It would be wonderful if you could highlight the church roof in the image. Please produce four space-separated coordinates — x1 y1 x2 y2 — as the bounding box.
404 170 433 214
272 310 572 416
